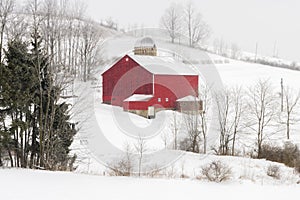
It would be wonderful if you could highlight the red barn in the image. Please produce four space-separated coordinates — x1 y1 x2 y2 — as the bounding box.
102 37 200 117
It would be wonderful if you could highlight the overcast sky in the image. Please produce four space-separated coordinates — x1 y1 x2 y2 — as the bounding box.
87 0 299 62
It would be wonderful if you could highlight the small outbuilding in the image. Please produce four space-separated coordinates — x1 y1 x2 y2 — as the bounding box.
176 95 203 112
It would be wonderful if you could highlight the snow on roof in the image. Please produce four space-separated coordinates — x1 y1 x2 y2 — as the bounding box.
130 55 198 75
124 94 153 102
176 95 200 102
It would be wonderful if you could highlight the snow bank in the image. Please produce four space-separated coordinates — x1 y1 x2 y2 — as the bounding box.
0 168 299 200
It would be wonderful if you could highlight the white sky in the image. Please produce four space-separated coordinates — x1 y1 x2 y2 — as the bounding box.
86 0 300 62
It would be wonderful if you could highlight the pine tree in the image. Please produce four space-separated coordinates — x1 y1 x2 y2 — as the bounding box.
48 102 76 170
1 39 34 167
29 30 77 170
29 29 49 168
0 35 77 170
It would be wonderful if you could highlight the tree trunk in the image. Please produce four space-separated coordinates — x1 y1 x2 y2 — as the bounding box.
7 148 13 167
203 134 206 154
232 130 237 156
0 151 3 166
30 105 38 168
0 29 4 63
286 112 290 140
138 157 142 177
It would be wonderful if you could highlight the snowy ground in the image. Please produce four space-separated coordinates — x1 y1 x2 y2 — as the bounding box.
2 25 300 200
68 34 300 184
0 168 299 200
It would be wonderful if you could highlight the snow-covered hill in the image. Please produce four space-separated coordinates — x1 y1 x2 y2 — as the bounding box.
69 34 300 186
1 33 300 200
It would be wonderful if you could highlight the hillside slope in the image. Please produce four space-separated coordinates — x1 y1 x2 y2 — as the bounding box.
70 35 300 185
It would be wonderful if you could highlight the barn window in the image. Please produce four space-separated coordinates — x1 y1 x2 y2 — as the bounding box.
158 98 161 102
165 98 169 102
125 57 129 62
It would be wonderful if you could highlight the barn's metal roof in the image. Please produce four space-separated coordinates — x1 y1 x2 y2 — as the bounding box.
134 37 156 48
129 55 198 76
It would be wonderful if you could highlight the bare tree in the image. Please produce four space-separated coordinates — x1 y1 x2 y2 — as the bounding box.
230 87 244 156
41 0 61 72
103 17 118 30
230 43 240 59
26 0 45 167
215 88 231 155
170 111 180 150
199 84 211 154
134 134 147 177
247 80 276 158
281 87 300 140
160 2 182 43
184 1 210 47
160 131 170 149
183 110 200 153
213 38 227 56
0 0 15 63
5 13 28 41
213 39 220 54
80 20 103 82
214 87 244 156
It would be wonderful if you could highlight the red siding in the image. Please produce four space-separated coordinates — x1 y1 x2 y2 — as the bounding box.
151 75 198 109
122 75 198 110
123 100 154 111
102 55 153 106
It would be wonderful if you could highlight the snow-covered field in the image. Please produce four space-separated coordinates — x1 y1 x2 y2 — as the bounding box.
3 34 299 199
0 168 299 200
68 35 300 185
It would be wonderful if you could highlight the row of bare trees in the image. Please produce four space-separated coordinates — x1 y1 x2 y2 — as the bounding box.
160 1 211 47
176 80 300 158
212 38 241 59
0 0 14 63
1 0 104 82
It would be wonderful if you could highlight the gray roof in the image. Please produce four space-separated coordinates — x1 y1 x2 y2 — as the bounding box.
134 37 156 48
130 55 198 76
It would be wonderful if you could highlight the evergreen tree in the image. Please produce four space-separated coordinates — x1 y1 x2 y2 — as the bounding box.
29 30 77 170
0 39 34 167
47 102 76 170
0 34 77 170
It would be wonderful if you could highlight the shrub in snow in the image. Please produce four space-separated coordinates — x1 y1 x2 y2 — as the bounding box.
267 165 281 179
200 160 232 182
107 158 132 176
179 138 193 152
282 142 300 168
294 159 300 174
260 142 300 173
259 144 282 161
146 165 163 178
